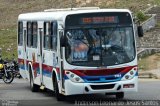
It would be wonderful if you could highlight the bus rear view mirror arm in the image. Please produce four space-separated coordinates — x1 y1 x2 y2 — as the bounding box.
60 31 65 47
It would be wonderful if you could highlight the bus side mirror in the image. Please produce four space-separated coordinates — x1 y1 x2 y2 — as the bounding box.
60 31 65 47
137 26 143 37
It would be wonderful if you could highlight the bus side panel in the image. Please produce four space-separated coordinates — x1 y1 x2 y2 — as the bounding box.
26 47 41 86
42 50 57 90
18 46 27 79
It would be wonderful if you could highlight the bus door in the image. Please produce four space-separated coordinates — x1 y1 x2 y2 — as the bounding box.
37 22 43 86
59 30 65 90
42 21 58 90
23 24 28 79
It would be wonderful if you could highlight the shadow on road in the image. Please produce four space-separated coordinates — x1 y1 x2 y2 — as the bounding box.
38 90 133 106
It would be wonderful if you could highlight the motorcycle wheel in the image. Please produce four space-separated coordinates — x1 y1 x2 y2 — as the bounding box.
2 71 14 84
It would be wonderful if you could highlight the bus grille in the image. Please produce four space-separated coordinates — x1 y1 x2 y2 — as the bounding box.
85 77 119 83
90 84 115 90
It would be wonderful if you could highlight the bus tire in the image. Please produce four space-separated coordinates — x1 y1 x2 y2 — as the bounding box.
53 76 64 101
116 92 124 99
29 67 39 92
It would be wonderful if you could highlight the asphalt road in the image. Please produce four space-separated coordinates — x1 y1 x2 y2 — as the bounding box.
0 78 160 106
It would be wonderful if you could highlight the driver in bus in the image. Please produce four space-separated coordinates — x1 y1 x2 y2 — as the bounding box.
88 29 101 55
66 30 89 61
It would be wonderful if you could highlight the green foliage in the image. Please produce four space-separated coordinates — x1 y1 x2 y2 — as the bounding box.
138 53 160 71
136 11 147 22
156 21 160 28
0 28 17 60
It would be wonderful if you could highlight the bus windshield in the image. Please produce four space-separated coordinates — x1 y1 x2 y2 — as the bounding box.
65 27 135 66
65 12 135 66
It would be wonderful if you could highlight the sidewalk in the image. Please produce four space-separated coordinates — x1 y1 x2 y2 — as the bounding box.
139 78 160 82
139 69 160 79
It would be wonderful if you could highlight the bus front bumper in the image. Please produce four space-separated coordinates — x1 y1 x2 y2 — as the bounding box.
63 76 138 95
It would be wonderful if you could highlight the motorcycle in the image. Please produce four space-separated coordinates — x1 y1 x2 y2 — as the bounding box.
0 55 14 84
11 54 21 78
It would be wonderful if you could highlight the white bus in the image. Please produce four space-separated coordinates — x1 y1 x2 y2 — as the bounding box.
18 7 143 101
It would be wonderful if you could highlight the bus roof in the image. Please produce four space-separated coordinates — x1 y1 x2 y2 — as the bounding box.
18 8 132 22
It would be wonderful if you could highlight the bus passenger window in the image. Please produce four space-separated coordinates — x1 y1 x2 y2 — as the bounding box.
44 22 52 50
51 22 57 51
18 22 23 46
27 22 32 47
32 22 37 48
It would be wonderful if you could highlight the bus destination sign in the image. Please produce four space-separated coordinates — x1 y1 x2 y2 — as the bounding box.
81 16 119 24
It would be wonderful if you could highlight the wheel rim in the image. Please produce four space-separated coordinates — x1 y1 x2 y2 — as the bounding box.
3 72 14 83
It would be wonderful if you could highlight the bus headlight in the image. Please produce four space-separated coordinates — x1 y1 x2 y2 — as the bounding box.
125 75 130 80
65 71 84 83
121 67 137 81
70 74 74 78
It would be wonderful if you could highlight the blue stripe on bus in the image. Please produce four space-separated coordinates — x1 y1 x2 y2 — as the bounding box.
19 63 138 83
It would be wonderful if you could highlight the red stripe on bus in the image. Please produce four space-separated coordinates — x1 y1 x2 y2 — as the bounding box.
69 66 136 76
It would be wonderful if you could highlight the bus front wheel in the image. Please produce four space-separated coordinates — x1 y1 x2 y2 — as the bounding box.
29 68 39 92
53 77 65 101
116 92 124 99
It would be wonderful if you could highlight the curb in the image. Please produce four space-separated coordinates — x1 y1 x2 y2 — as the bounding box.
138 71 160 79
